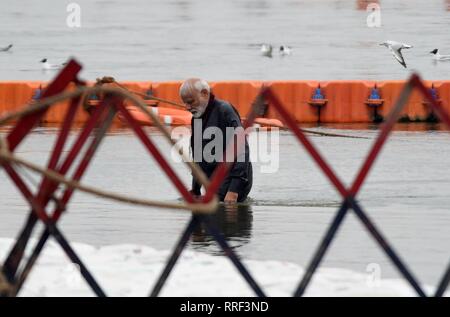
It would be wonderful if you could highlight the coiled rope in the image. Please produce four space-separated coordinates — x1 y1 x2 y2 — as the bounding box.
0 85 217 214
96 77 368 139
0 79 367 216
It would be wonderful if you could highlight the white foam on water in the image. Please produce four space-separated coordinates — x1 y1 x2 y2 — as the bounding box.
0 237 445 297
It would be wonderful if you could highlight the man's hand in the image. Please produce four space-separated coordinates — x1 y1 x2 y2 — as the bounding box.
224 191 238 203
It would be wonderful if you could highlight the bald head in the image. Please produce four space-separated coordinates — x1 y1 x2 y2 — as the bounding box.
179 78 211 118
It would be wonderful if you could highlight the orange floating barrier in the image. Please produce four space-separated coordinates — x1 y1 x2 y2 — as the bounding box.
2 80 450 125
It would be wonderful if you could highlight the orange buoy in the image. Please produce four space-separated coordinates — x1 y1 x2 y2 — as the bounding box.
121 105 192 126
242 117 286 130
253 117 285 128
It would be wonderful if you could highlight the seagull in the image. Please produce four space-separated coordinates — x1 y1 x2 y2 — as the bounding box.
40 58 65 70
0 44 13 52
430 49 450 61
379 41 412 68
279 45 292 56
260 44 273 58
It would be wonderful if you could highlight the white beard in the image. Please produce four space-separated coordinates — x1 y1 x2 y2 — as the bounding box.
191 110 202 118
191 101 208 118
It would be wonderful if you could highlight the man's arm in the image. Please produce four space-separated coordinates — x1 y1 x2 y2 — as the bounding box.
223 104 250 202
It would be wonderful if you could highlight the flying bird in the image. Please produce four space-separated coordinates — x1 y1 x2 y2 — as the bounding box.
379 41 412 68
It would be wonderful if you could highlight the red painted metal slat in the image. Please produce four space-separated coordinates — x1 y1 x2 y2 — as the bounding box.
37 97 81 202
3 65 450 297
2 165 51 223
115 102 195 203
262 88 349 198
6 60 82 152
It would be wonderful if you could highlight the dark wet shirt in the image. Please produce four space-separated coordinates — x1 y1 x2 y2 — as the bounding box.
190 94 252 202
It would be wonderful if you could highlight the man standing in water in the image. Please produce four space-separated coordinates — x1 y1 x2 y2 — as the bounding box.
179 78 252 203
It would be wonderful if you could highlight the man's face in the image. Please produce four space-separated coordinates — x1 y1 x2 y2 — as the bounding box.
181 89 209 118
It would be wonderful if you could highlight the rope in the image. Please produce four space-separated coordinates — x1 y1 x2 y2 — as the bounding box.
15 162 66 212
0 84 215 213
104 77 367 139
92 76 186 109
0 79 365 140
0 84 211 191
243 116 368 139
298 128 369 139
0 79 365 215
112 79 367 139
111 80 186 110
0 135 217 214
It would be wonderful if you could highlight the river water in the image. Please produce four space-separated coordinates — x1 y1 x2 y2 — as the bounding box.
0 0 450 293
0 124 449 289
0 0 450 81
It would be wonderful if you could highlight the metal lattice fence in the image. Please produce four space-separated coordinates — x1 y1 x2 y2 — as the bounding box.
0 60 449 297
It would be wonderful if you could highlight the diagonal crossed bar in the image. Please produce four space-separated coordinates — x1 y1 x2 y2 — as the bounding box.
2 60 83 284
435 261 450 297
3 62 448 297
1 60 265 297
149 92 266 297
261 74 450 297
2 88 126 295
1 62 186 296
8 103 120 296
